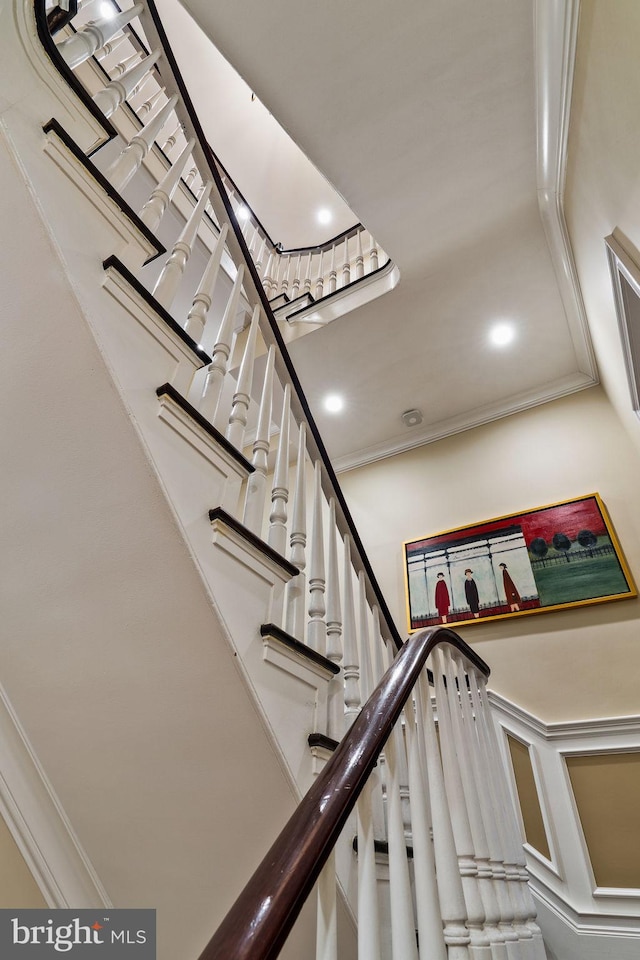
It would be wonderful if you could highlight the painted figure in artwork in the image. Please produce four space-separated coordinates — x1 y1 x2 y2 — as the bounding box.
499 562 521 611
464 568 480 618
435 572 450 623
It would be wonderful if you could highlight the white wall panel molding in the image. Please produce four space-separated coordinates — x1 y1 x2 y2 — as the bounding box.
535 0 598 381
0 683 111 909
489 690 640 941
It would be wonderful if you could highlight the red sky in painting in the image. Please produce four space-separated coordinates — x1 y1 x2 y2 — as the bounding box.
407 497 607 553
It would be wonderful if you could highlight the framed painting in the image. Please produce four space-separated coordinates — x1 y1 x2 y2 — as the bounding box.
403 494 636 632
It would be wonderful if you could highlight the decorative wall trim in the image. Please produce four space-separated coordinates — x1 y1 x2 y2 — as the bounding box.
534 0 598 382
0 681 111 908
489 690 640 937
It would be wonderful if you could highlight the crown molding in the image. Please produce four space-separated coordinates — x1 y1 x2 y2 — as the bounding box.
534 0 598 382
332 370 595 473
488 690 640 742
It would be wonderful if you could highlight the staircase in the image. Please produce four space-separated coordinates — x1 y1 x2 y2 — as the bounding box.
1 2 547 957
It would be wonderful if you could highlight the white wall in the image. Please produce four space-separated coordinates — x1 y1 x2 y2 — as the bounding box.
565 0 640 458
339 387 640 722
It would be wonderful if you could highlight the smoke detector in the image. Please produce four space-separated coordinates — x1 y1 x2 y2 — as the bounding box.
401 408 423 427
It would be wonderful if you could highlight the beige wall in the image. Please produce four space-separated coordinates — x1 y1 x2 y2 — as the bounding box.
565 0 640 458
0 814 46 908
566 751 640 889
506 736 551 862
339 386 640 721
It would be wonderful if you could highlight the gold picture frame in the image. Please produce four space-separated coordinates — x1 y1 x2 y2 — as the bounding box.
403 494 636 632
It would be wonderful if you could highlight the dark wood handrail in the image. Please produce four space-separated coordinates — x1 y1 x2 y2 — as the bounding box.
198 628 489 960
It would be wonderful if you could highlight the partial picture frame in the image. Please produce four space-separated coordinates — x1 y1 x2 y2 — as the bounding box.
403 493 636 632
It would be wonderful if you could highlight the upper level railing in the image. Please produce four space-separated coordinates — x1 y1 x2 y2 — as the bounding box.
215 157 392 317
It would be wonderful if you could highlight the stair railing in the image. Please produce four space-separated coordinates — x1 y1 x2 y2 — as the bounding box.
34 9 545 956
211 149 391 316
36 0 401 738
197 627 546 960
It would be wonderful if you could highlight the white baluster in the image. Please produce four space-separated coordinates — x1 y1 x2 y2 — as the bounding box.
302 252 313 295
315 251 324 299
342 236 351 287
325 499 343 739
161 123 182 154
254 237 267 278
226 304 260 451
418 670 471 959
185 167 198 189
267 383 291 556
307 462 326 655
433 649 491 959
476 684 545 958
94 35 127 62
442 650 507 960
152 181 212 308
107 94 178 192
56 3 143 68
281 255 292 299
402 688 448 960
316 851 338 960
93 50 160 119
291 254 302 298
184 222 229 341
370 240 379 271
382 640 419 960
328 245 337 294
199 262 245 422
456 659 521 960
242 346 275 535
110 52 141 79
341 538 361 729
356 776 382 960
284 424 307 639
357 573 374 703
139 138 195 233
137 87 165 119
356 230 365 279
262 252 275 297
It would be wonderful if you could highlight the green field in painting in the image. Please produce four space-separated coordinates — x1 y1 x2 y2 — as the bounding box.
534 547 629 607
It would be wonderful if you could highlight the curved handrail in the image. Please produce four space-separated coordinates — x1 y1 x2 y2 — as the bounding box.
34 0 403 649
198 628 489 960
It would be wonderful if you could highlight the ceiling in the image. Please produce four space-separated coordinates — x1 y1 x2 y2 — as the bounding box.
160 0 597 470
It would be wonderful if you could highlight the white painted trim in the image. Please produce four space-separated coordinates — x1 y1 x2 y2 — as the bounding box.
0 682 111 908
488 691 640 742
262 634 335 687
333 371 595 472
534 0 598 381
43 127 157 270
101 263 203 398
532 878 640 938
489 690 640 933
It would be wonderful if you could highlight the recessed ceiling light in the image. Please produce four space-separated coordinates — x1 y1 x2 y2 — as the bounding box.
323 394 344 413
100 1 117 18
317 208 332 225
489 322 515 347
237 205 250 221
